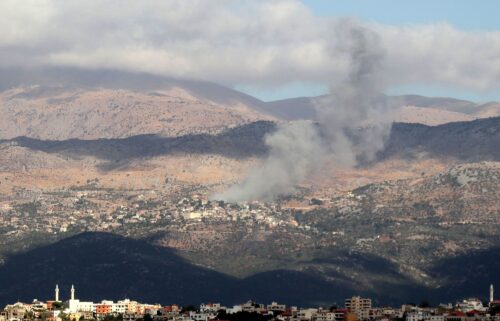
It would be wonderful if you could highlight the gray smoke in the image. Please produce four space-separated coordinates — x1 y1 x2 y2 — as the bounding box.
214 19 394 203
212 121 323 203
316 19 392 165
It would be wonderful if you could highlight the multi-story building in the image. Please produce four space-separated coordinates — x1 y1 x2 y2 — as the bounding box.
345 297 372 321
112 300 128 314
3 302 28 321
0 311 7 321
456 298 486 313
296 308 318 320
143 304 161 315
406 311 431 321
267 302 286 312
95 303 112 315
199 303 221 313
333 309 348 321
426 315 445 321
313 310 335 321
189 311 216 321
346 297 372 312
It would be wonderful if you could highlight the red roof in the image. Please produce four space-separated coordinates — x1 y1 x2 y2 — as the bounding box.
450 311 466 316
466 310 480 315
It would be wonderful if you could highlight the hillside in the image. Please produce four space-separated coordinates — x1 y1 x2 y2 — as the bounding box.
0 117 498 197
381 117 500 161
0 85 274 140
1 116 498 169
0 161 498 306
0 232 419 307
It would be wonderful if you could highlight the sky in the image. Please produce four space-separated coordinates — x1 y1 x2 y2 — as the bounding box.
0 0 499 102
307 0 500 31
240 0 500 102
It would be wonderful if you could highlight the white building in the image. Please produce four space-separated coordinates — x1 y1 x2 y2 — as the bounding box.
267 302 287 312
199 303 221 313
313 311 335 321
297 308 318 320
406 311 431 321
456 298 486 312
189 311 215 321
67 285 95 313
112 300 129 314
426 315 445 321
226 305 242 314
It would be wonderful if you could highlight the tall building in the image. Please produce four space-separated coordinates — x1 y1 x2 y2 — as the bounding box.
491 284 494 304
345 296 372 311
71 285 75 301
55 284 60 302
345 297 372 321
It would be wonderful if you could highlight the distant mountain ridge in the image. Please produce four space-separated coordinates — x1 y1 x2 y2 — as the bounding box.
1 68 499 141
263 94 499 125
0 85 274 140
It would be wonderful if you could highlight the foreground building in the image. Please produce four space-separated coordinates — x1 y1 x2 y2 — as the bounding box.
1 284 500 321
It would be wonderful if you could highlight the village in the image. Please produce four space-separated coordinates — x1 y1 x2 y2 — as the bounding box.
2 285 500 321
0 187 302 238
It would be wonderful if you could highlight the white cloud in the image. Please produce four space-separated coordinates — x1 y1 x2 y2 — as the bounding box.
377 23 500 91
0 0 499 92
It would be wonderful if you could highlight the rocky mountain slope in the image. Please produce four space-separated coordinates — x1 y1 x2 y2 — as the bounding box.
2 115 498 167
0 85 274 140
381 117 500 161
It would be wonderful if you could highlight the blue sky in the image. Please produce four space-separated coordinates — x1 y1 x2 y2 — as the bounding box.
306 0 500 31
238 0 500 102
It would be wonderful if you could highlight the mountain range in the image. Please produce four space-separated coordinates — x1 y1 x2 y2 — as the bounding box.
0 70 498 307
1 69 499 141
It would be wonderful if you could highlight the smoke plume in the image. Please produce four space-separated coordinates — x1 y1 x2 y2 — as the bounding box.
212 121 323 203
214 19 394 203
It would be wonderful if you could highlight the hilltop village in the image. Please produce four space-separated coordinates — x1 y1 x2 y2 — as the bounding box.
2 285 500 321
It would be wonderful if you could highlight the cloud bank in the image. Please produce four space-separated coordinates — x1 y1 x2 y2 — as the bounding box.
1 0 500 92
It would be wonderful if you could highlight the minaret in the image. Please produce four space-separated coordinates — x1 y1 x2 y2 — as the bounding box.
71 284 75 301
491 284 494 303
55 284 60 302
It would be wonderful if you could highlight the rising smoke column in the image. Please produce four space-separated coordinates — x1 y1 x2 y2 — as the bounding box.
212 120 323 203
316 18 392 165
214 19 394 203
